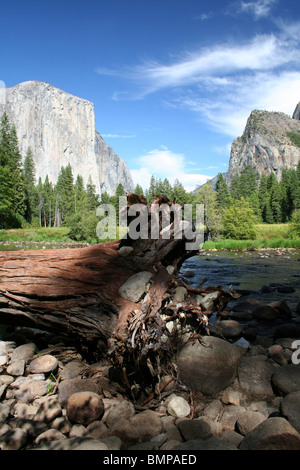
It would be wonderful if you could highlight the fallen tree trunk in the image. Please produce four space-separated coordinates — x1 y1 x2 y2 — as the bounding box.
0 194 239 396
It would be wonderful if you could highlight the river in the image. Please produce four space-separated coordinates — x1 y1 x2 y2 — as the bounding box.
180 248 300 325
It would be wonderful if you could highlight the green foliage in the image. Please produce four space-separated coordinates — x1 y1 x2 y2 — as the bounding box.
0 113 26 227
289 210 300 238
287 131 300 148
195 184 222 239
221 197 258 240
66 211 99 242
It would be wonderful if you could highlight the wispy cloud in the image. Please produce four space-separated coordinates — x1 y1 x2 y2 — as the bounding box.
237 0 278 19
130 147 212 192
97 18 300 138
102 133 136 139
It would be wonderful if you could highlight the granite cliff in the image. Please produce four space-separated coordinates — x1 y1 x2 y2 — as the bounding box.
225 103 300 185
0 81 134 195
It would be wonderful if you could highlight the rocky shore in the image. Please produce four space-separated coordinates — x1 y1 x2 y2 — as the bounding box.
1 276 300 451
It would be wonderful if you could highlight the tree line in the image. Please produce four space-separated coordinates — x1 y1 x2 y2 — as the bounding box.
1 111 299 241
0 112 99 231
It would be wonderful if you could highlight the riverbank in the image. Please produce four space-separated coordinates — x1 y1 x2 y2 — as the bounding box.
0 273 300 450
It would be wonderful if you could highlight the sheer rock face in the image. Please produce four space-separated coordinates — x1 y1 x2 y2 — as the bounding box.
0 81 133 195
226 106 300 185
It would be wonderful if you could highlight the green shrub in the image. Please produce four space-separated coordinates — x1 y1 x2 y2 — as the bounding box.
221 197 258 240
66 211 99 242
289 210 300 238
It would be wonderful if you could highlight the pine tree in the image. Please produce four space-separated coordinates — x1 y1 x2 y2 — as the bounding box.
215 173 230 208
23 148 37 223
55 164 75 224
0 113 25 226
86 175 98 212
258 173 273 223
134 184 144 195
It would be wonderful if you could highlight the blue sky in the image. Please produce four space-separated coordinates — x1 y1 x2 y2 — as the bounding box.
1 0 300 192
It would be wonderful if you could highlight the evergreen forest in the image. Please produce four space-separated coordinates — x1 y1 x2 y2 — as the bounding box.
1 112 300 243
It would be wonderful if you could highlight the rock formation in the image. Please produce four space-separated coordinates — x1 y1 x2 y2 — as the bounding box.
225 104 300 185
0 81 134 195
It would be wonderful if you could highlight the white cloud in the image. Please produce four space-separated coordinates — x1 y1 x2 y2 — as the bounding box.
130 148 212 192
97 19 300 139
238 0 278 19
102 133 136 138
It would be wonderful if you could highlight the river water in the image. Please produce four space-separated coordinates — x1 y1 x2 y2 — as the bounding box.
180 248 300 322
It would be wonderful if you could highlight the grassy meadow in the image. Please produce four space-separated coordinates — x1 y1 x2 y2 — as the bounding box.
0 223 299 251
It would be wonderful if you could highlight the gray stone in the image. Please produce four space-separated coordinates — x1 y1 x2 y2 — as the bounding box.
51 416 71 434
252 305 281 321
281 391 300 433
32 437 109 450
59 360 85 381
210 320 243 339
172 436 238 450
108 410 163 445
197 291 219 311
118 246 134 257
271 364 300 396
69 424 86 438
177 336 245 396
118 271 152 302
14 380 49 403
105 399 135 427
34 396 62 423
238 355 276 396
0 403 12 422
177 418 212 441
236 410 267 435
219 405 247 431
85 420 107 439
0 384 7 401
0 428 27 450
28 354 58 374
239 417 300 450
220 430 244 447
174 286 187 302
9 343 36 363
57 377 102 407
13 402 39 418
8 417 48 437
167 396 190 418
6 359 25 376
35 429 67 446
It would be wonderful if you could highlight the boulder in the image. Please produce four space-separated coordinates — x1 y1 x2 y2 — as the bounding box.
118 271 152 302
66 391 104 426
177 419 212 441
236 410 267 435
271 364 300 396
280 391 300 433
239 417 300 450
210 320 243 339
108 410 163 445
57 377 102 407
28 355 58 374
238 355 276 396
176 336 245 396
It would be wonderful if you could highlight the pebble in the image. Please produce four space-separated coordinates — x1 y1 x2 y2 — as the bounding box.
0 285 300 451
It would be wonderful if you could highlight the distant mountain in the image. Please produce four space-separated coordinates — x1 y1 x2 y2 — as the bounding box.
225 103 300 186
193 102 300 193
0 81 134 195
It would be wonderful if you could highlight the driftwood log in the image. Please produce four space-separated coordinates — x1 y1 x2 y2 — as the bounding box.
0 194 239 397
